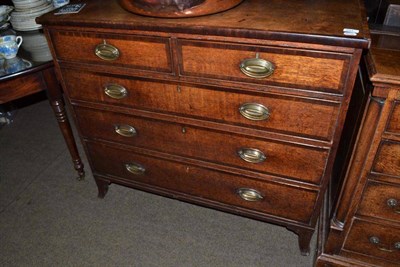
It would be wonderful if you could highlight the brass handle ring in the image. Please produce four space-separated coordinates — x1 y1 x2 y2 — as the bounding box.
237 148 266 164
378 247 394 252
237 188 264 202
239 103 270 121
125 162 146 175
104 83 128 99
114 124 137 137
239 54 275 79
95 40 120 61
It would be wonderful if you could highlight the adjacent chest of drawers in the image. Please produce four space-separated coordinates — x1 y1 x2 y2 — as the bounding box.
38 0 369 256
317 30 400 266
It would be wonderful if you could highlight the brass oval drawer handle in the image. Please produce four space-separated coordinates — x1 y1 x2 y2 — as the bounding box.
237 148 266 164
239 54 275 79
104 83 128 99
387 198 400 214
95 40 120 61
239 103 270 121
114 124 137 137
237 188 264 202
125 163 146 175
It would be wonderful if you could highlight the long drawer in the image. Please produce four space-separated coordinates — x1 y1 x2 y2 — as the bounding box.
177 40 350 94
76 106 329 184
62 69 341 141
357 180 400 222
86 141 319 223
49 30 173 73
343 219 400 263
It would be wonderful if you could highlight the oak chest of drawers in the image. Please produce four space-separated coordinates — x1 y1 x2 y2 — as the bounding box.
317 29 400 266
38 0 369 256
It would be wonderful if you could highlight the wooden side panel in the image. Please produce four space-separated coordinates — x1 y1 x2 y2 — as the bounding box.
386 100 400 135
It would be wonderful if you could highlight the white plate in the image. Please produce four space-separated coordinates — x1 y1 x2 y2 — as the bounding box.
11 23 42 31
12 0 47 11
11 3 53 16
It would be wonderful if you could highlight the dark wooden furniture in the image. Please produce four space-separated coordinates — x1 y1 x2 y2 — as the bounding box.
317 27 400 266
0 49 85 180
38 0 369 255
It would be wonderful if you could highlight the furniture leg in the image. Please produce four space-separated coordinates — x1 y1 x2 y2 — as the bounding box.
42 67 85 180
287 226 314 256
95 177 110 198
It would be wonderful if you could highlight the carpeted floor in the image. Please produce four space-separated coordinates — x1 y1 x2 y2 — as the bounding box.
0 98 316 266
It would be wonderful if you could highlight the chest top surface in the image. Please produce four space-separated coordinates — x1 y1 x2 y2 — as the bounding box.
38 0 370 48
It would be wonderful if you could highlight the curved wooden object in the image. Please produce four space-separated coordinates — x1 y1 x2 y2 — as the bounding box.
118 0 244 18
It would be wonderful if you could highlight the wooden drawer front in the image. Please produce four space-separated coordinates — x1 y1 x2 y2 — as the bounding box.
373 140 400 178
343 219 400 263
178 40 349 94
358 181 400 222
86 142 318 223
386 101 400 135
75 107 329 184
63 70 340 141
0 72 44 104
49 31 172 73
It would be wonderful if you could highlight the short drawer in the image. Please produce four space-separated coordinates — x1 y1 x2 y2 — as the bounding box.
86 141 318 223
49 30 172 73
372 140 400 178
178 40 350 94
386 100 400 135
357 180 400 222
343 219 400 263
63 69 341 141
75 107 329 184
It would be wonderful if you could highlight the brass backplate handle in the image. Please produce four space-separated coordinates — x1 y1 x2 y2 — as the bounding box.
114 124 137 137
239 103 270 121
239 56 275 79
95 40 120 61
125 163 146 175
237 148 266 163
237 188 264 202
104 83 128 99
369 236 398 253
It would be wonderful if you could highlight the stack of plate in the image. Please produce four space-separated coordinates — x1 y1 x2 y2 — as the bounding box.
10 0 54 31
0 5 13 31
21 30 52 61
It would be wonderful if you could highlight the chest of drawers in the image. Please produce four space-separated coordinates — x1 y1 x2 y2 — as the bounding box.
317 29 400 266
38 0 369 256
